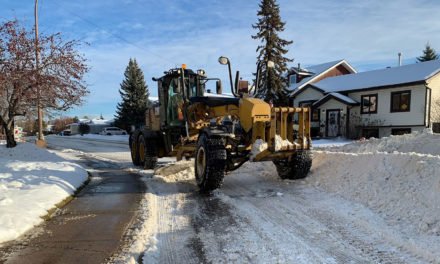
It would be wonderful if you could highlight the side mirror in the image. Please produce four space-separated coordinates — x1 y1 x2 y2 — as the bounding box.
216 80 223 94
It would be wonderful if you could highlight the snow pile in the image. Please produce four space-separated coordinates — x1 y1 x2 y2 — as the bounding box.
153 160 194 182
312 138 353 148
308 131 440 236
0 143 88 244
250 139 268 160
274 135 294 151
334 130 440 155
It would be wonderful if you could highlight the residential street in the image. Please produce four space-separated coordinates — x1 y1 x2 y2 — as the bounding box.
1 136 436 263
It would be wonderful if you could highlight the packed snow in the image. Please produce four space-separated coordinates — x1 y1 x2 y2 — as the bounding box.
0 143 88 244
122 130 440 263
250 139 268 160
274 135 295 151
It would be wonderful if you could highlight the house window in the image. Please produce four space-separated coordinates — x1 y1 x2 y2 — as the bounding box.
299 100 319 121
391 128 411 135
362 128 379 139
289 74 297 85
312 109 320 122
391 91 411 112
361 94 378 114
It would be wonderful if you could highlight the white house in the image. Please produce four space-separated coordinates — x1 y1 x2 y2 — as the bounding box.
291 60 440 138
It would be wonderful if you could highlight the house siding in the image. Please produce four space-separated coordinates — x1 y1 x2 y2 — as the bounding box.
292 88 324 130
426 73 440 124
348 84 427 128
293 88 324 107
313 65 353 83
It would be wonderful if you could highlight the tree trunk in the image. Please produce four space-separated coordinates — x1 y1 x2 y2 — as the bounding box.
2 119 17 148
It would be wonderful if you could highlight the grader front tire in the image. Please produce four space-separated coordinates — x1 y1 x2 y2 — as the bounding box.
195 134 227 193
274 151 312 180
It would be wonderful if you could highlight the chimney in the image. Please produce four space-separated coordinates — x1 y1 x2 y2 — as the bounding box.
298 63 301 71
398 52 402 66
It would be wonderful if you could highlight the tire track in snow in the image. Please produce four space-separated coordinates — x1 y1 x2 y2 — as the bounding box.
216 162 430 263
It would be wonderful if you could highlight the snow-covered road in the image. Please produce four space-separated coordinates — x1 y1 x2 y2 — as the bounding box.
32 135 439 263
129 161 430 264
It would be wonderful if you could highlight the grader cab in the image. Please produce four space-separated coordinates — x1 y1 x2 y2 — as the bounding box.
130 57 312 192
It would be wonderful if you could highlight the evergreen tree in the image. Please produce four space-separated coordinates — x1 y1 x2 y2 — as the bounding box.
417 43 439 62
114 58 149 131
252 0 293 105
79 123 90 136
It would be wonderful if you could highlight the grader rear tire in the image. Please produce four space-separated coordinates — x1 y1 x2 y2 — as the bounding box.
195 134 227 193
138 134 158 170
130 131 141 166
273 151 312 180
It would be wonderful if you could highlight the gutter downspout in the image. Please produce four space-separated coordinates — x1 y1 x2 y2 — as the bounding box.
426 85 432 128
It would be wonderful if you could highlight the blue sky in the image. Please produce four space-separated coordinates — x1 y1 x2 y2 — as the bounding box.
2 0 440 119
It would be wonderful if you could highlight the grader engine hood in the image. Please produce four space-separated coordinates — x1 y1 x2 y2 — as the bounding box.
238 98 271 132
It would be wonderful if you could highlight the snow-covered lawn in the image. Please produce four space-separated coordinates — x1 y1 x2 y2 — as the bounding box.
0 143 88 244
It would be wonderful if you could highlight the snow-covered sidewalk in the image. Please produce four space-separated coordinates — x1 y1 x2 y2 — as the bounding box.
0 143 88 244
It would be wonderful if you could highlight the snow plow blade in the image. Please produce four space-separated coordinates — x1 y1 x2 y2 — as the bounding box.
253 107 311 162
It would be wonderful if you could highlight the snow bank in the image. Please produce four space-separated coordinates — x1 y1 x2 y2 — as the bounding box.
0 143 88 244
308 131 440 236
334 130 440 155
312 138 353 148
153 160 194 182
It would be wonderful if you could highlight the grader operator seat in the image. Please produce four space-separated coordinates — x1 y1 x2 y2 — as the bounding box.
167 78 184 126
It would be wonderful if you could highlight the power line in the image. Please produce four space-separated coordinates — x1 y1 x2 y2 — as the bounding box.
67 11 175 66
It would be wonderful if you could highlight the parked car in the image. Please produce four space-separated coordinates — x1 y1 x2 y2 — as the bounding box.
99 127 127 136
59 129 71 136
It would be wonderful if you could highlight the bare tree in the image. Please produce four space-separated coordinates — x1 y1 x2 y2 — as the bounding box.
0 20 89 148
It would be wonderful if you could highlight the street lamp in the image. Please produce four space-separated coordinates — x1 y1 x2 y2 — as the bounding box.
35 0 46 147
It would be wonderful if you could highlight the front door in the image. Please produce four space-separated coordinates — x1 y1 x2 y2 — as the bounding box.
326 109 340 137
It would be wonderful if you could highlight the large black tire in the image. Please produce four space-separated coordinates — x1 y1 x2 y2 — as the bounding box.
130 131 141 166
138 134 158 169
273 151 312 180
195 134 227 192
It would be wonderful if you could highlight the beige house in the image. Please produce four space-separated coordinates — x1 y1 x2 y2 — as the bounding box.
291 60 440 138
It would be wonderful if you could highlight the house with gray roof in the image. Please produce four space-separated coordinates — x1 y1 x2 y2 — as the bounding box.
291 60 440 138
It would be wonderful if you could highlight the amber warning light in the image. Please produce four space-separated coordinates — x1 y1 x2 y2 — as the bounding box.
181 64 187 69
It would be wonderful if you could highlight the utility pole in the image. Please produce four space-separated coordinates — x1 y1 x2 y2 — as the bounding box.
35 0 46 147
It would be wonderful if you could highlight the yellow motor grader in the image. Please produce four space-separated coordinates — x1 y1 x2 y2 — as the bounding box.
130 57 312 192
